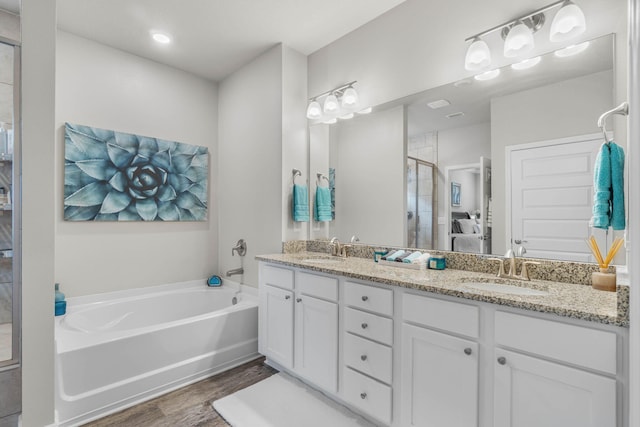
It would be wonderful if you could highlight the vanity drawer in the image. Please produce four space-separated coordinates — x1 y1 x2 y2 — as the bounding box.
344 333 392 384
261 264 294 290
345 307 393 345
403 293 479 338
345 281 393 316
297 271 338 302
343 367 392 425
495 311 617 374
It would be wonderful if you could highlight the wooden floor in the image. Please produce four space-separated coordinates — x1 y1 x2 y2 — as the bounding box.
83 357 277 427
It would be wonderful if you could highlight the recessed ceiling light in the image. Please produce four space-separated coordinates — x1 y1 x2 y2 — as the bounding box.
151 32 172 44
446 112 465 119
427 99 451 109
554 41 590 57
511 56 542 70
474 69 500 81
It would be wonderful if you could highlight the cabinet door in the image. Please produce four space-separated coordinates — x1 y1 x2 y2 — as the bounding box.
401 323 478 427
295 294 338 392
494 349 616 427
259 284 294 369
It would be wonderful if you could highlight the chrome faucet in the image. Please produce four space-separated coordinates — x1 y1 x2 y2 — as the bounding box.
329 237 342 256
488 251 540 281
504 249 517 277
350 235 360 243
226 267 244 277
232 239 247 256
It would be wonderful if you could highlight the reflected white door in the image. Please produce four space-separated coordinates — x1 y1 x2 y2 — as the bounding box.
508 134 605 262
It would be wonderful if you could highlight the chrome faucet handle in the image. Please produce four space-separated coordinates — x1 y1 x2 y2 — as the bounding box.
520 261 541 281
487 258 507 278
231 239 247 256
350 235 360 243
340 244 352 258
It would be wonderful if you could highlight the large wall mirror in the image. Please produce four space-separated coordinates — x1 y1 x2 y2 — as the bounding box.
310 32 623 263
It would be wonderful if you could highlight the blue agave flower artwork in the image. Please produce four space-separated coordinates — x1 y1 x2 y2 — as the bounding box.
64 123 208 221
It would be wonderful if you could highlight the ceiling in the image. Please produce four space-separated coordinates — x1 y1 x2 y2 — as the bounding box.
53 0 407 82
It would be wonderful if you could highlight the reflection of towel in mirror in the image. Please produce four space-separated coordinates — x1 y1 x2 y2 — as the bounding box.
314 186 332 222
292 184 309 222
592 142 625 230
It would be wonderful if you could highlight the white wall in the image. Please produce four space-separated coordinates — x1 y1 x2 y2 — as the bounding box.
328 106 405 246
491 70 613 255
22 0 56 425
218 45 284 287
55 31 219 297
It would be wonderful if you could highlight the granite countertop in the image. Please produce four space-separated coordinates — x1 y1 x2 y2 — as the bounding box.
256 252 628 327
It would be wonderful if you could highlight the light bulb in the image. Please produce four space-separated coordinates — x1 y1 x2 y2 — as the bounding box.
306 101 322 120
464 38 491 71
341 87 358 108
504 21 534 58
323 94 339 113
550 1 586 42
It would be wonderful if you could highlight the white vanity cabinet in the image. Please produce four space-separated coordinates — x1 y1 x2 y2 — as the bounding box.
401 293 480 427
493 311 618 427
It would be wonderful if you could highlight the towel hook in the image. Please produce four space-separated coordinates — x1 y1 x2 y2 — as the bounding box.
317 173 330 187
597 102 629 143
292 168 302 185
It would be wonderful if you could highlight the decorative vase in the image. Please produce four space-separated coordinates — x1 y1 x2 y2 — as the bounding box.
591 268 616 292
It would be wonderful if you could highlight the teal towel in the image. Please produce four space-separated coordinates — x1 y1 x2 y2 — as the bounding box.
402 251 423 263
385 250 405 261
592 142 625 230
292 184 309 222
314 186 332 222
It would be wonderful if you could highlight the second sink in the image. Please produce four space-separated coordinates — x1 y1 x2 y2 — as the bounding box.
462 282 549 296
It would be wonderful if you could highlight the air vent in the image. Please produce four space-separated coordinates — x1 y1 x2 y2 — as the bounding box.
427 99 451 109
446 112 465 119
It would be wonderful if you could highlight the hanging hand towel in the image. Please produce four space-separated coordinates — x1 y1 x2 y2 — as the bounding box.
292 184 309 222
314 186 332 222
592 142 626 230
610 142 625 230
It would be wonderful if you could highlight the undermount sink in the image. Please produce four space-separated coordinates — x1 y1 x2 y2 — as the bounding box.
462 282 549 296
302 258 345 264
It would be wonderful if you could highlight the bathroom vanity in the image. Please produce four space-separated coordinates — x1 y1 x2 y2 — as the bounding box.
257 252 628 427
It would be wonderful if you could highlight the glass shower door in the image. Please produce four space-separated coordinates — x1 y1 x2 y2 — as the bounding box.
407 157 436 249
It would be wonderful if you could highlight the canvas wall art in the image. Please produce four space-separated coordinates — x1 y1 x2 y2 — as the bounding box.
64 123 208 221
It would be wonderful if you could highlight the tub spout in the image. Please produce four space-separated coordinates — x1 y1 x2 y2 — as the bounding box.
226 268 244 277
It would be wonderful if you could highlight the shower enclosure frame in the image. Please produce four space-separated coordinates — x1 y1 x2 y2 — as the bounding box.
406 156 437 249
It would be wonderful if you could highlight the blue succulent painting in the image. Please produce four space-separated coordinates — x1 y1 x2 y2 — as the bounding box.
64 123 208 221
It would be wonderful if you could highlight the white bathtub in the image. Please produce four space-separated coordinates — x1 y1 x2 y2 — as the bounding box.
54 279 259 427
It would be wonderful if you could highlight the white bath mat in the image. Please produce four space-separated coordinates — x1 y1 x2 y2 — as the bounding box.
213 373 376 427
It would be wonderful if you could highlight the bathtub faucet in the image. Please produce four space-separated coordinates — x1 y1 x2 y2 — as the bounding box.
226 267 244 277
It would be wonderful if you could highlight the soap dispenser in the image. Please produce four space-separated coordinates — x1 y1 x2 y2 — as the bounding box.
55 283 67 316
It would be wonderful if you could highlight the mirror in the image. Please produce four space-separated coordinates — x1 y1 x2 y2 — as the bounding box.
310 33 619 262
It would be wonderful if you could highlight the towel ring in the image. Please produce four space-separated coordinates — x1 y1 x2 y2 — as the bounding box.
292 168 303 185
317 173 330 187
597 102 629 143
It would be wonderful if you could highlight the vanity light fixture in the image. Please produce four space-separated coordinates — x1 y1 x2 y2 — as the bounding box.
306 81 361 122
151 31 172 44
554 41 590 57
463 0 586 69
474 69 501 81
511 56 542 70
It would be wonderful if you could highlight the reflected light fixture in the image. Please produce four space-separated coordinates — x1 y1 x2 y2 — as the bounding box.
511 56 541 70
550 0 587 42
341 87 358 108
306 100 322 120
463 0 586 70
474 69 500 81
306 81 366 123
151 31 172 44
323 93 339 113
554 41 590 57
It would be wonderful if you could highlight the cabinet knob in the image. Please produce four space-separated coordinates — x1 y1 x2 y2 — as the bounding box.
360 392 367 400
361 354 367 361
464 347 472 355
361 323 368 329
362 295 369 301
296 298 302 303
285 295 291 300
497 357 507 365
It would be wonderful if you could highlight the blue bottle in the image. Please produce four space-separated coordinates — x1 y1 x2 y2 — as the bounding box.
55 283 67 316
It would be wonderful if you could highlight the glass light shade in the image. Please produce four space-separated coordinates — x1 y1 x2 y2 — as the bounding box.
341 87 358 108
474 69 501 81
511 56 541 70
550 1 586 42
306 101 322 119
503 22 534 58
323 94 340 113
554 41 590 57
464 38 491 71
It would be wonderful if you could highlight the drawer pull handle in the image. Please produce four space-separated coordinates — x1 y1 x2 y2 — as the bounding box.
464 348 472 355
360 392 367 400
361 354 367 361
362 296 369 301
296 298 302 303
285 295 291 300
361 323 368 329
497 357 507 365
